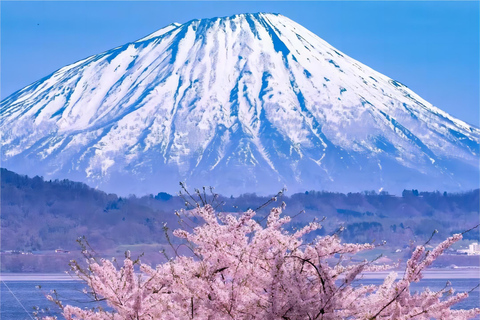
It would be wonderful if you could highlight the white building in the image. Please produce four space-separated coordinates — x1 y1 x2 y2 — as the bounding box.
458 243 480 255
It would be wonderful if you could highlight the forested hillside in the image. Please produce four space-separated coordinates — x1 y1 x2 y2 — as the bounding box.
1 168 478 272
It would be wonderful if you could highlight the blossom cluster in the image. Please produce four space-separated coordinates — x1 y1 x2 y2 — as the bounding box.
43 204 479 319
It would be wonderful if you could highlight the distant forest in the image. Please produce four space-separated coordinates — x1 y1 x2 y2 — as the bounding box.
1 168 479 272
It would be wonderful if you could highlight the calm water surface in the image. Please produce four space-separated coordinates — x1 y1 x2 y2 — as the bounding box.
1 277 479 319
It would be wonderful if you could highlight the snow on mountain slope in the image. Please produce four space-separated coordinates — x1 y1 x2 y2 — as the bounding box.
1 13 479 195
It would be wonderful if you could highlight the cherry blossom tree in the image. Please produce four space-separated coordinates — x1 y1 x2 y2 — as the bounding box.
42 201 480 320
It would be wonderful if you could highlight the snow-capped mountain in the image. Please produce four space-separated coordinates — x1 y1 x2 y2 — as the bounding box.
1 13 479 195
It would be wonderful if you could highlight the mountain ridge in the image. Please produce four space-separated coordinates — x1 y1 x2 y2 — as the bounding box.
1 12 478 195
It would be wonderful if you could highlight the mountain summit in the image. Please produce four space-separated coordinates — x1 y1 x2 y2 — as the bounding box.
1 13 478 195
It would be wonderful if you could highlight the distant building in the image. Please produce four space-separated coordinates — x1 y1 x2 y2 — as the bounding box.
458 243 480 255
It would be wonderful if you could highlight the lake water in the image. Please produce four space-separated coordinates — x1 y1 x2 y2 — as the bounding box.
1 273 479 319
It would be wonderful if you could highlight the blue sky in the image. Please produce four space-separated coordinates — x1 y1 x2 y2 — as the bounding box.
1 1 479 126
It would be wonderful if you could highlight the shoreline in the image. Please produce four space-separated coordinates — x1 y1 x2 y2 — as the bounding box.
361 268 480 279
0 273 79 281
1 268 478 281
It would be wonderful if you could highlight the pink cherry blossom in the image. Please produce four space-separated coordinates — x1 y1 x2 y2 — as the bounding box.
42 204 480 320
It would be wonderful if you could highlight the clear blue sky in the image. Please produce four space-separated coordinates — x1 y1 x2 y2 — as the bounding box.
1 1 479 126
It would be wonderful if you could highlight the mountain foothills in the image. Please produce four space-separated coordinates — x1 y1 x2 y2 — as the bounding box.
1 13 478 195
1 168 479 272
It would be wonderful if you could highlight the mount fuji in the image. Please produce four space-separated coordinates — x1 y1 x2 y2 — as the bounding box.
1 13 478 195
